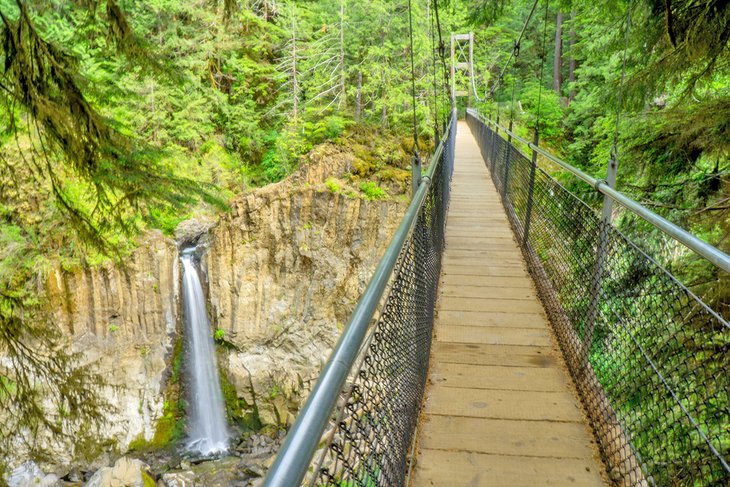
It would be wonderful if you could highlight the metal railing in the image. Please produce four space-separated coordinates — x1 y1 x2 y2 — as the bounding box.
263 111 455 487
466 108 729 487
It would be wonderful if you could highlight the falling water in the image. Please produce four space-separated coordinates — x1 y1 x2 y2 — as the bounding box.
180 248 229 455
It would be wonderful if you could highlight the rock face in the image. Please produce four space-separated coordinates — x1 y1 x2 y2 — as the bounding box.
43 232 179 468
9 143 405 476
206 146 405 428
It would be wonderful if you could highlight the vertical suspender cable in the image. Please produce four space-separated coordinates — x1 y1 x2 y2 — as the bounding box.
488 0 540 98
522 0 550 246
429 0 440 140
433 0 450 114
606 0 634 213
408 0 422 197
534 0 550 138
585 0 635 359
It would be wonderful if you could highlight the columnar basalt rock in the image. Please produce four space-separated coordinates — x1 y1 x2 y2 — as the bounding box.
44 232 179 465
21 143 405 475
204 144 405 427
206 181 404 427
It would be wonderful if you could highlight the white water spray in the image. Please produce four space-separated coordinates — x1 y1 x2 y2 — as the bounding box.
180 249 229 455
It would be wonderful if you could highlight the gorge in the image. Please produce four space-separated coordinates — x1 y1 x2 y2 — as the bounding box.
3 146 406 485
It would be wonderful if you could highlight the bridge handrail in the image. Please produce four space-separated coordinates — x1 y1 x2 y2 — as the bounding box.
263 112 456 487
466 108 730 274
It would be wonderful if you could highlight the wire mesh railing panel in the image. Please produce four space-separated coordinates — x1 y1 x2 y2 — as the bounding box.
310 119 454 487
466 111 730 487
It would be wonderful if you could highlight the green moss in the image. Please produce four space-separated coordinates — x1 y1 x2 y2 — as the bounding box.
214 327 225 341
127 433 148 452
73 429 119 464
129 337 186 452
359 181 386 200
352 157 376 177
325 177 341 193
376 168 410 184
219 370 263 432
141 470 156 487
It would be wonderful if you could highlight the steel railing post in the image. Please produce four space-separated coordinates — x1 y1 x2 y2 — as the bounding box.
504 119 514 201
583 152 618 364
491 113 500 177
411 153 422 198
522 130 539 245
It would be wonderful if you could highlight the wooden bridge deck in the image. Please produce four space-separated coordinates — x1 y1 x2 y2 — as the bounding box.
411 122 607 486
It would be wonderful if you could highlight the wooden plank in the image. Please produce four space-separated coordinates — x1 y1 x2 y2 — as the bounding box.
431 342 558 368
418 416 598 459
446 242 520 251
439 275 533 289
442 264 528 277
438 297 544 314
444 250 523 259
429 363 568 392
413 449 605 487
439 286 535 300
436 310 546 328
444 257 525 268
423 386 585 422
434 325 552 347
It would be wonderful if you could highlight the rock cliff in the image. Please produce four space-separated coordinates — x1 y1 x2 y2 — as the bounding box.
44 232 179 467
15 143 405 476
206 152 404 427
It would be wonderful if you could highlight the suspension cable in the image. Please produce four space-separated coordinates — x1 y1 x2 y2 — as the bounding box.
429 0 440 139
509 60 518 126
470 40 486 102
433 0 450 112
488 0 540 98
611 0 634 163
408 0 420 154
534 0 550 136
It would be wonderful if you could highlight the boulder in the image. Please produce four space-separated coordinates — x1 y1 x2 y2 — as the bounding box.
86 457 152 487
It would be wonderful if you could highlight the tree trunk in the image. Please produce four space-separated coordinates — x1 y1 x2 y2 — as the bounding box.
553 11 563 93
338 0 346 108
290 2 299 121
355 71 362 122
292 34 298 120
568 11 576 102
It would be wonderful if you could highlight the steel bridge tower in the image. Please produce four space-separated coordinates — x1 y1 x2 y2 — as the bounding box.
450 32 474 106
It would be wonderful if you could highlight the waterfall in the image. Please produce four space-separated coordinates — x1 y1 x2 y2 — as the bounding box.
180 248 229 455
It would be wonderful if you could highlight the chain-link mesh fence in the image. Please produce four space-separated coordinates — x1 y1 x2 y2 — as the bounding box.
278 117 455 487
466 110 729 487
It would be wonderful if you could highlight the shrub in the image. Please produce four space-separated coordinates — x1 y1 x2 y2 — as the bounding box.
325 178 341 193
359 181 386 200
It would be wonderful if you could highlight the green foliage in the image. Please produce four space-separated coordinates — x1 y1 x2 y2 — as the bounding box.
520 81 564 142
359 181 386 200
219 369 262 432
129 336 186 451
325 178 341 193
214 327 225 342
141 470 156 487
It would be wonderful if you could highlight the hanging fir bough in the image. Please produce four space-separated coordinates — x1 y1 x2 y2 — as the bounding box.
0 0 217 253
0 1 220 468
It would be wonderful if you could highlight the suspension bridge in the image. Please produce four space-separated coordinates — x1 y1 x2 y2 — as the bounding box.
259 2 729 485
